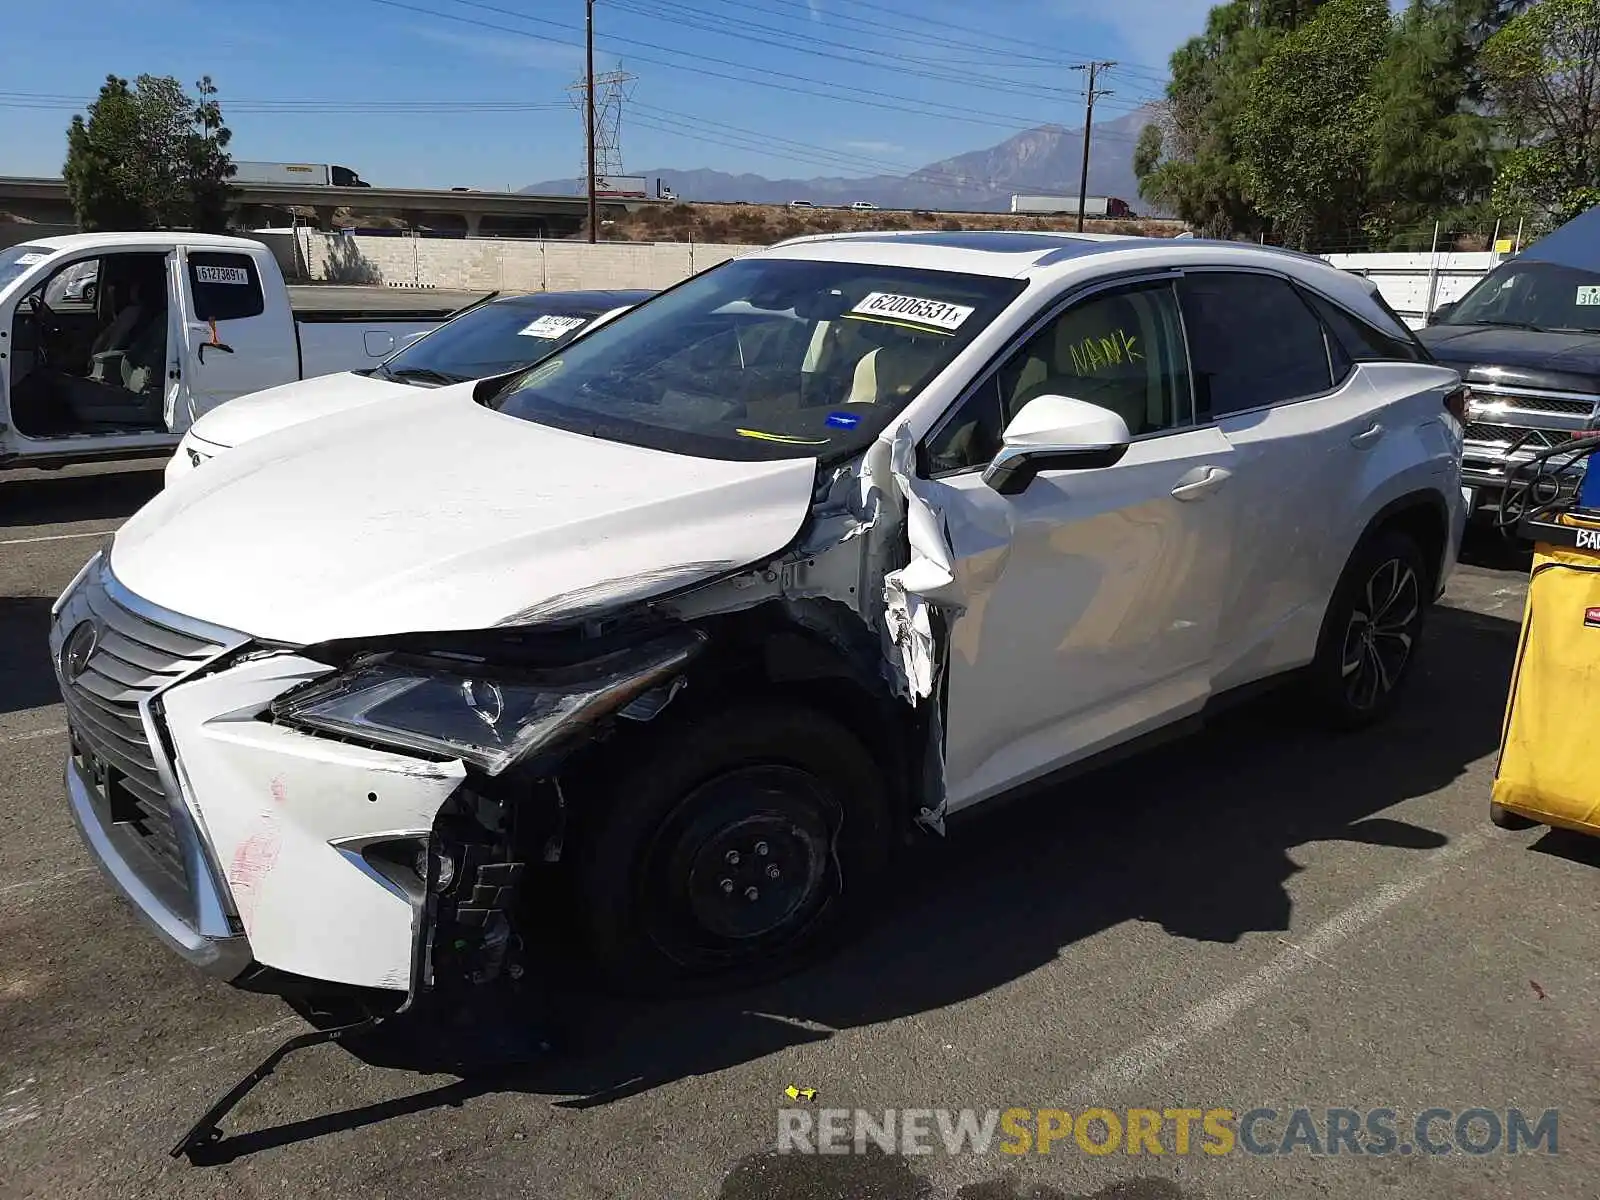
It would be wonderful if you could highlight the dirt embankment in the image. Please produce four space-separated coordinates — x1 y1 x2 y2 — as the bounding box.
600 203 1189 245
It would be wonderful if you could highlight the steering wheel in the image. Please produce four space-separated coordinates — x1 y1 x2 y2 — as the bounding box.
23 294 65 368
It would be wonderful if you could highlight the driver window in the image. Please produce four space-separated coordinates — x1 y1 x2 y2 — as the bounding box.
926 280 1193 474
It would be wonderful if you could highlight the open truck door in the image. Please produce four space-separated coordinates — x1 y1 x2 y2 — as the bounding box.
166 246 298 433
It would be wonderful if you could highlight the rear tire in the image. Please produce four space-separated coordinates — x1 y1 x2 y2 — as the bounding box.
574 702 891 996
1309 528 1429 729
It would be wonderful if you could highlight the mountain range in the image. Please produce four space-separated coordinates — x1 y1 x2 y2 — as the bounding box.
522 108 1158 213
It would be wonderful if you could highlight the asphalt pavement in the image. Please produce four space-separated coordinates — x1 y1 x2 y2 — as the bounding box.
2 462 1596 1200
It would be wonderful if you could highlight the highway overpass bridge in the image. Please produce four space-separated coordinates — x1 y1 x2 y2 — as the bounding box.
0 176 653 238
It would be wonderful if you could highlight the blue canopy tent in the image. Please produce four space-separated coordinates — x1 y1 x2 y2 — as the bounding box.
1518 204 1600 270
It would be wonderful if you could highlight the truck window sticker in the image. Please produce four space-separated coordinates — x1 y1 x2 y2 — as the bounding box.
1577 286 1600 307
195 264 249 286
15 252 48 265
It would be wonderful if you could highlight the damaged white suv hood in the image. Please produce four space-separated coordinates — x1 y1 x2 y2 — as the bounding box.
111 388 819 645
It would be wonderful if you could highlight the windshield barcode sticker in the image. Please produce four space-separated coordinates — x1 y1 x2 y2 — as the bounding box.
195 264 249 285
1578 286 1600 307
848 292 975 333
14 252 48 265
518 314 589 338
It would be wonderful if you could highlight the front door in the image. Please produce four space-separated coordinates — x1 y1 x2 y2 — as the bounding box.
919 278 1240 810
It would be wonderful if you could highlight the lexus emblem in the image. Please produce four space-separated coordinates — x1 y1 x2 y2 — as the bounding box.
62 620 99 680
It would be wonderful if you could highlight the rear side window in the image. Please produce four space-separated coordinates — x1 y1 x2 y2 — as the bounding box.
187 252 264 322
1300 288 1427 363
1179 273 1332 418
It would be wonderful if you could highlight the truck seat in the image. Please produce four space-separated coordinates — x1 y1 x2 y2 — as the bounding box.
64 314 166 429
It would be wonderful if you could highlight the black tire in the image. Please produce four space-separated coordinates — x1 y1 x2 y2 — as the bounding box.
1490 801 1538 831
1309 528 1429 728
574 702 891 996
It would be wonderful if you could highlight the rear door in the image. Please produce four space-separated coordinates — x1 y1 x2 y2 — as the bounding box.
1176 270 1389 690
169 248 298 430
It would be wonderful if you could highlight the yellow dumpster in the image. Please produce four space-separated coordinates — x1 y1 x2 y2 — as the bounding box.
1491 508 1600 834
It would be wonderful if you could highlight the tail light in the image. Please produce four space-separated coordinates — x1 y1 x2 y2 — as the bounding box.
1444 385 1470 424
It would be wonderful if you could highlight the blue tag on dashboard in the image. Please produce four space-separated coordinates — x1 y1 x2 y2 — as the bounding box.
825 411 861 429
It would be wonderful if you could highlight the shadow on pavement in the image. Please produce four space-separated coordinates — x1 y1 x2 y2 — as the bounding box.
0 596 63 716
1458 517 1533 574
1530 827 1600 869
181 601 1523 1167
0 463 162 530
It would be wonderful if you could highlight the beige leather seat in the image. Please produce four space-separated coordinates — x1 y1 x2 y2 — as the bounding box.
845 342 927 405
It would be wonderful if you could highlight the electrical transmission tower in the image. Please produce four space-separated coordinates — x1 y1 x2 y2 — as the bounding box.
568 67 635 183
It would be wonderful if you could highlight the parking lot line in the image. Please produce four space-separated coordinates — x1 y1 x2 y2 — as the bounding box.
0 726 67 746
0 529 116 547
1068 827 1495 1100
0 867 92 901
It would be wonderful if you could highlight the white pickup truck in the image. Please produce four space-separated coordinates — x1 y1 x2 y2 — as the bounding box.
0 232 479 471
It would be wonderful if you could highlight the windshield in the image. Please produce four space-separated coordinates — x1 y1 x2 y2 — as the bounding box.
491 257 1026 460
377 298 622 385
0 244 56 293
1445 260 1600 333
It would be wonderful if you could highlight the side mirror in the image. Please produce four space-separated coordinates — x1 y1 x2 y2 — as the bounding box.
981 394 1131 496
1427 301 1456 326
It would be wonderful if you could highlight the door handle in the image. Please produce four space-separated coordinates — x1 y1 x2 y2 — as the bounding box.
1171 465 1232 501
1350 422 1384 449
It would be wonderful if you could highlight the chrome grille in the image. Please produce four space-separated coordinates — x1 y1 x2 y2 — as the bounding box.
1472 393 1592 416
1463 423 1569 449
52 559 241 924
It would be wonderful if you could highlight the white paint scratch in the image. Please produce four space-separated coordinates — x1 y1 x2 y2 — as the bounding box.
1069 828 1493 1099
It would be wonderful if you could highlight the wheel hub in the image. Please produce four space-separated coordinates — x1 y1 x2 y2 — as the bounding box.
688 813 822 941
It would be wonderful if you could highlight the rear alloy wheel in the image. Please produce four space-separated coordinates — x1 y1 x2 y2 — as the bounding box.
1341 553 1422 712
576 704 890 995
1312 530 1429 728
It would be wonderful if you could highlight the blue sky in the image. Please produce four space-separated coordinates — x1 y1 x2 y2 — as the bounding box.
4 0 1219 189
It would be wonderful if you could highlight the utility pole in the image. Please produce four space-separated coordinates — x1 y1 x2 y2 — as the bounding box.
1070 60 1115 233
586 0 598 244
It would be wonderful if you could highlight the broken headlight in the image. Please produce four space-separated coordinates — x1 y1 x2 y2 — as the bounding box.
273 631 703 774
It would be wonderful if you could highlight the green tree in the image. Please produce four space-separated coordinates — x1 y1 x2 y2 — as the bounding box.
63 77 150 232
1132 122 1164 183
1137 0 1328 239
1236 0 1394 250
63 74 236 232
1482 0 1600 226
1364 1 1502 246
186 77 238 233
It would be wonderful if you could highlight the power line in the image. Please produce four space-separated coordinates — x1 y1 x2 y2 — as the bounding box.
760 0 1175 83
424 0 1059 127
607 0 1081 103
0 91 569 114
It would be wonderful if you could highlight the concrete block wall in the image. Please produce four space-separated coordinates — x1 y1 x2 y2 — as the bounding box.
294 230 752 292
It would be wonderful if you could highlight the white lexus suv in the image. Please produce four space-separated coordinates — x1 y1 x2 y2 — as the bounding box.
51 230 1466 1009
